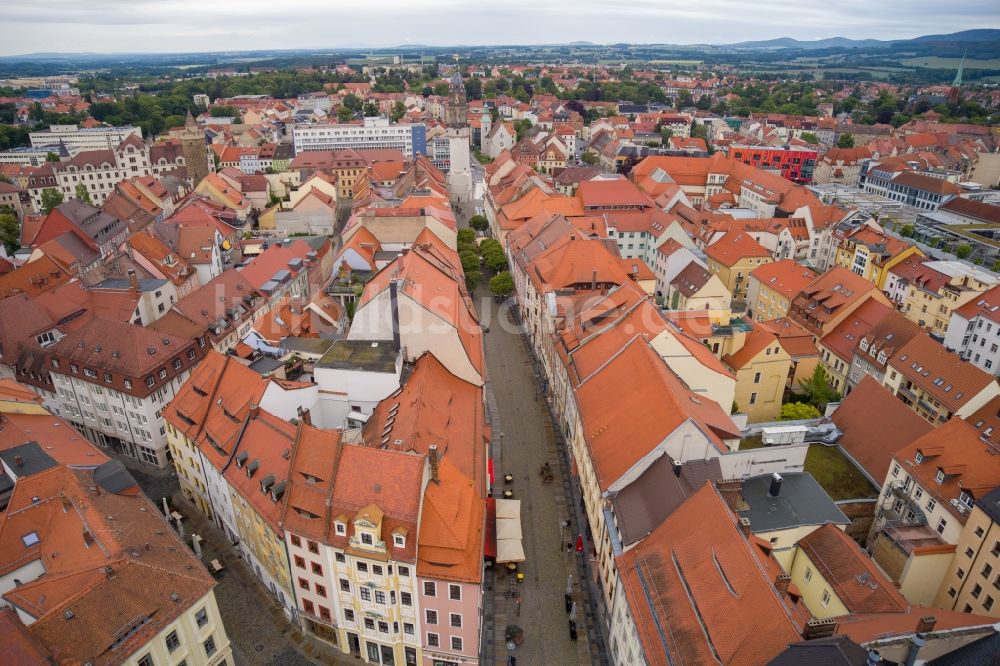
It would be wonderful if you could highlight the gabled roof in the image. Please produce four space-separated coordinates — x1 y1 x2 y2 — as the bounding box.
705 230 771 267
750 259 818 300
576 336 738 490
833 376 932 484
820 298 894 364
890 333 996 412
617 483 803 666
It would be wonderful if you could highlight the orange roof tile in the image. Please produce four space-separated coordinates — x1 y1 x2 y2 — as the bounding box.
705 230 771 267
750 259 818 300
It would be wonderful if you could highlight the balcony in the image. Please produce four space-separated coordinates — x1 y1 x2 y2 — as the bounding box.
896 384 917 403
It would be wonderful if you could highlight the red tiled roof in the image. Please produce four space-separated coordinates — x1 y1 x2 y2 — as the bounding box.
750 259 818 300
705 230 771 267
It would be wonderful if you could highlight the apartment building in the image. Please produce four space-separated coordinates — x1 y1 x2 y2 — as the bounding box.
788 266 892 341
862 160 961 211
882 332 999 424
293 117 427 159
26 136 186 209
898 260 999 335
46 317 205 467
933 486 1000 618
704 230 772 302
833 224 923 288
0 458 232 666
747 259 818 322
943 284 1000 375
869 419 1000 606
28 122 142 151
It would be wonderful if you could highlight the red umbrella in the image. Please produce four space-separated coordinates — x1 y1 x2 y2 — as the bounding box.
575 535 583 553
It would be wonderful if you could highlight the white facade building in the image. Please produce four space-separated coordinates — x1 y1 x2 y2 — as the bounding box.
292 117 428 159
29 123 143 151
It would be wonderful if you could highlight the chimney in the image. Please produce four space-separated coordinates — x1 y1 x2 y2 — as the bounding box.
672 460 682 477
127 269 139 290
738 516 752 538
866 649 882 666
297 406 312 426
915 616 936 633
249 403 260 419
775 573 791 595
103 564 114 579
716 478 743 511
389 280 401 351
13 455 23 467
768 472 783 498
428 444 440 484
802 618 838 641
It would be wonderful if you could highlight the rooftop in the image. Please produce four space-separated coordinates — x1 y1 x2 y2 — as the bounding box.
739 472 850 533
315 339 398 373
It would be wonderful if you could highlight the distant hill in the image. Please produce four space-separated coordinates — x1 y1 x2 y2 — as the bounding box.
728 29 1000 52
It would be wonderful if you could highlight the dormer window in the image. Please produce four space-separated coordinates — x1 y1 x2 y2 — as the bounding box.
959 492 974 510
860 338 869 352
335 522 346 536
361 533 373 546
393 534 406 548
915 452 924 464
935 469 945 484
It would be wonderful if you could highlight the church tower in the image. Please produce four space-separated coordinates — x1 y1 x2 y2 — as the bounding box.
445 72 468 129
179 110 209 185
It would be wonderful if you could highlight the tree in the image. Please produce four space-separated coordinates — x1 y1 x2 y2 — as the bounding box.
337 106 354 123
40 188 63 214
363 102 379 117
484 248 508 272
837 134 855 149
45 152 59 162
489 271 514 298
457 228 476 246
956 244 972 260
464 270 482 292
798 365 840 410
459 250 480 274
800 132 819 145
900 224 915 238
0 210 19 253
581 151 598 165
342 94 362 112
421 85 433 98
74 183 92 205
209 105 240 118
390 101 406 122
781 402 821 421
469 214 489 232
513 119 533 142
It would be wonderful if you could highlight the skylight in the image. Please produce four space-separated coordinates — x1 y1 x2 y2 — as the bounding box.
22 532 40 547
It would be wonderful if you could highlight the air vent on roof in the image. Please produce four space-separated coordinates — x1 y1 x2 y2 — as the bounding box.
236 451 248 467
77 341 84 348
162 338 170 345
260 474 276 493
246 460 259 477
64 610 74 620
147 348 156 355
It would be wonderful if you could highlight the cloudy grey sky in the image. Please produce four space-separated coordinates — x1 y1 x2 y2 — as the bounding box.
0 1 996 56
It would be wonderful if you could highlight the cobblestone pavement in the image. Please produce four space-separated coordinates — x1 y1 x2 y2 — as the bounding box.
478 289 597 666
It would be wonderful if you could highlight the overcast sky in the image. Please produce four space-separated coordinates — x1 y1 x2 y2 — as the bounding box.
0 1 995 56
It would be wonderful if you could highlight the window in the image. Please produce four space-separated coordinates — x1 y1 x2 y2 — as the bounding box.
804 567 813 583
935 469 945 484
948 587 957 598
375 590 386 604
975 526 985 538
303 600 314 614
158 369 167 380
294 555 305 569
335 552 345 563
204 635 217 657
137 655 153 666
372 565 383 576
361 532 373 545
364 618 375 630
451 636 463 651
449 584 461 601
986 596 995 611
70 363 79 374
398 565 410 577
936 517 948 535
927 498 937 512
357 562 368 573
319 606 331 621
966 547 976 558
344 609 355 622
173 358 182 370
311 562 322 576
393 533 406 547
821 590 831 607
378 621 389 633
84 368 97 378
315 584 327 598
124 379 133 390
146 376 155 388
753 372 761 384
958 567 966 579
404 622 414 635
334 522 346 535
195 608 208 627
424 581 436 597
426 609 438 624
427 633 440 648
291 534 301 547
298 577 309 590
972 583 983 599
401 591 412 606
339 579 350 592
749 392 757 405
166 630 181 652
360 587 371 602
450 613 462 628
308 541 319 554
